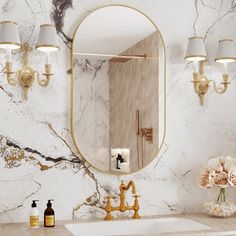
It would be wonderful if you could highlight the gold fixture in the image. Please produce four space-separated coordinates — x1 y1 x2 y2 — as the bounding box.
185 37 236 105
70 4 167 175
140 128 153 142
3 43 53 99
136 109 153 143
191 62 229 105
110 54 146 63
104 180 140 220
0 21 59 99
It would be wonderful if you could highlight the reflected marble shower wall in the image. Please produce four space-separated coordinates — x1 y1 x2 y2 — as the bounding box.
73 58 110 171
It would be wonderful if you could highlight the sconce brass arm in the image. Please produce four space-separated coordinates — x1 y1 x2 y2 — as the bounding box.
35 64 53 87
191 62 230 105
4 62 17 86
208 74 229 94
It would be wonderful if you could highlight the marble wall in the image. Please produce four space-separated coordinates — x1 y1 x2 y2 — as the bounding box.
1 0 236 224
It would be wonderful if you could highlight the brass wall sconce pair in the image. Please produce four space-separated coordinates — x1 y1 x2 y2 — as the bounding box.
185 37 236 105
0 21 60 99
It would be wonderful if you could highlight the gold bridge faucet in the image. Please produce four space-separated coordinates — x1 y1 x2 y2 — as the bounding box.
104 180 140 220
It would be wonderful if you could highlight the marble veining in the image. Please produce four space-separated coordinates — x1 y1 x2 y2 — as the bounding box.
51 0 73 48
73 57 110 172
0 0 236 224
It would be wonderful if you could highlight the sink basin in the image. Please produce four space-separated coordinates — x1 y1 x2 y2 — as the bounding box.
65 217 211 236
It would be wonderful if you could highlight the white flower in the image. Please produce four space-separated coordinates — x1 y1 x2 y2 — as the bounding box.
199 168 213 188
225 159 236 171
207 157 223 172
212 171 229 188
228 167 236 186
199 156 236 189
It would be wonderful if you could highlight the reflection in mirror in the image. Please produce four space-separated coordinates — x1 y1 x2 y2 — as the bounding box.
71 5 166 174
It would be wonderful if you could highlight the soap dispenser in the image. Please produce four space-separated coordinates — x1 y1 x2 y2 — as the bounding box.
44 199 55 227
29 200 39 228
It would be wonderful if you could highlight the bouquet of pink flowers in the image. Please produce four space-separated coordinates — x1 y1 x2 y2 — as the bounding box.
199 156 236 187
199 156 236 217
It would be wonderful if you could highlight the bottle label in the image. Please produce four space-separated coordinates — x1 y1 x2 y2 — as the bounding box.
45 215 54 226
30 216 39 228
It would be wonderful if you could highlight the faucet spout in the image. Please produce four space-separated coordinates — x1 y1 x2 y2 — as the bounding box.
123 180 136 194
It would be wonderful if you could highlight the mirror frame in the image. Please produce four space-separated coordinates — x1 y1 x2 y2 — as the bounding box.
70 4 167 176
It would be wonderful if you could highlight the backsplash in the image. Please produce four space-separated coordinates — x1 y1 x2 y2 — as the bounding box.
1 0 236 223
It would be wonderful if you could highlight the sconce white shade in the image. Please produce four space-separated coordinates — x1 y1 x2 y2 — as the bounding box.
36 24 59 52
215 39 236 63
185 37 207 62
0 21 21 50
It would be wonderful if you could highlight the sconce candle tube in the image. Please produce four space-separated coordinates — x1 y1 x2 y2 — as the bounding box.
223 62 228 75
193 61 198 73
45 51 50 64
6 47 12 62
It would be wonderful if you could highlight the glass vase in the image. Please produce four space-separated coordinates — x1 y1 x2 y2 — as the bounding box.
205 188 236 217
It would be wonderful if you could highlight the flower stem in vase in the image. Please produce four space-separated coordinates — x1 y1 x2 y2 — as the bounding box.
216 188 226 204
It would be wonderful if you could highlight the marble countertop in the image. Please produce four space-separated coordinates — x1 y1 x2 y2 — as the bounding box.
1 213 236 236
164 214 236 236
0 219 73 236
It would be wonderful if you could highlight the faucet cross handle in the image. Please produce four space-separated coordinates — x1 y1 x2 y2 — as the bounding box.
132 194 141 219
104 195 116 221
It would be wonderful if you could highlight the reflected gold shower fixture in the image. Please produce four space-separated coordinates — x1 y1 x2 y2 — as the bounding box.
136 109 153 143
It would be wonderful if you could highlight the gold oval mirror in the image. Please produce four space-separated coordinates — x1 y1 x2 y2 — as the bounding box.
70 5 166 175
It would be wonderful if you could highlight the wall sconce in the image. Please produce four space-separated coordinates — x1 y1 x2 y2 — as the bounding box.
0 21 60 99
184 37 236 105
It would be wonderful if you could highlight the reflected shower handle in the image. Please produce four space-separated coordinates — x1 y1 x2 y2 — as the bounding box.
136 109 140 136
136 109 153 143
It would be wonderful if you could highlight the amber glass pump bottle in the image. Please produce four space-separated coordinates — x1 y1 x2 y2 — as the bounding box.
44 199 55 227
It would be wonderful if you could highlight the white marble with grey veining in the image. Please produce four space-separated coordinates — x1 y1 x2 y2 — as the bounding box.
73 58 110 172
0 0 236 224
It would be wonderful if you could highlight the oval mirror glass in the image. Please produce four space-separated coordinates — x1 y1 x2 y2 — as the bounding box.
71 5 166 175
